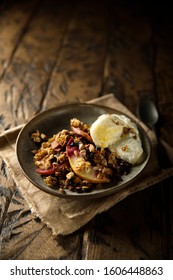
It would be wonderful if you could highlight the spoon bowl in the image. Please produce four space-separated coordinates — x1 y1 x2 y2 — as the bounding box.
137 97 159 128
137 96 171 168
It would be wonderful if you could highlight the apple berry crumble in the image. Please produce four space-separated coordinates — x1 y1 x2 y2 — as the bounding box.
31 115 143 194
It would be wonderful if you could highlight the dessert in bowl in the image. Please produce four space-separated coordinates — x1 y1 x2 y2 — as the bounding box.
16 103 151 199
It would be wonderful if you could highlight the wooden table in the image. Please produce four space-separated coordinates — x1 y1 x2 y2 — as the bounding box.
0 0 173 260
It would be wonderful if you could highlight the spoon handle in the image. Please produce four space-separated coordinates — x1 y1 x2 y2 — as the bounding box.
154 135 172 169
137 97 172 169
150 119 172 168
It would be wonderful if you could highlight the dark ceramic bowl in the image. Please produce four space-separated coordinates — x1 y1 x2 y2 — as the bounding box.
16 103 151 199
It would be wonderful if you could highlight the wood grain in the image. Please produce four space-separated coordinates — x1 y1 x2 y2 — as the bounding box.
42 0 109 109
0 0 40 78
102 1 154 113
83 184 170 260
154 27 173 145
0 0 173 260
0 0 71 132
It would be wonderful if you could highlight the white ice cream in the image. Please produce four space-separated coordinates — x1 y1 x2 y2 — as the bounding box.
90 114 143 165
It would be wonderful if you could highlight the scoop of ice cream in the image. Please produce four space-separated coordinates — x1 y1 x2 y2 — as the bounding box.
90 114 143 165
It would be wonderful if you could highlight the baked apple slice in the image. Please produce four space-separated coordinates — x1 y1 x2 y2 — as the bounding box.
71 126 93 142
66 138 111 183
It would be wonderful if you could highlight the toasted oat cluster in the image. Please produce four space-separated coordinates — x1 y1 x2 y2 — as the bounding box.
31 118 131 194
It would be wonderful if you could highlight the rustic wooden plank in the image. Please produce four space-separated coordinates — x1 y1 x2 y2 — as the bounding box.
102 1 154 114
153 19 173 260
42 0 108 109
0 0 40 78
16 229 84 260
0 0 71 133
0 157 42 260
154 27 173 146
83 185 169 260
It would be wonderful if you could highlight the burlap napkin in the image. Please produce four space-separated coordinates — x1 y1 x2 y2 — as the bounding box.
0 94 173 235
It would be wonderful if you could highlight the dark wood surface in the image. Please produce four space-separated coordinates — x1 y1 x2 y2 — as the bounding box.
0 0 173 260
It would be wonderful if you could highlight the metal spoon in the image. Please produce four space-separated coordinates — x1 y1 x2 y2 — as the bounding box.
137 97 159 134
137 97 171 168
